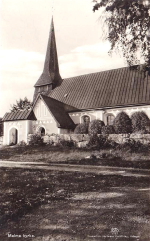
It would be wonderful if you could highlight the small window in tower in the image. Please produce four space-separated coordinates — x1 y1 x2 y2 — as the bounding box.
43 85 48 91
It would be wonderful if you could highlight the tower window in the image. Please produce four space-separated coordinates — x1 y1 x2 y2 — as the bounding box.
38 86 49 92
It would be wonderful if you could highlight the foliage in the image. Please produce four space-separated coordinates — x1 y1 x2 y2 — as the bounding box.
0 118 3 136
113 111 132 134
101 125 115 135
87 134 118 150
93 0 150 68
58 139 75 148
17 140 27 146
74 123 88 134
28 134 44 146
88 119 105 135
87 134 107 149
131 111 150 133
10 97 33 113
116 138 150 152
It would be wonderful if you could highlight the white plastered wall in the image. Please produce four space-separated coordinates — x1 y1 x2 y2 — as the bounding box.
103 105 150 124
69 105 150 126
69 110 104 124
33 98 59 134
3 120 31 145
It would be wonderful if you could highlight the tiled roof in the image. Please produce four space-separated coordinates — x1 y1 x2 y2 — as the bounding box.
2 110 36 121
41 95 76 129
48 66 150 110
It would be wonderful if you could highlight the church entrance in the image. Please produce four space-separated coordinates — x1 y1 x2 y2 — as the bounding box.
38 127 46 136
9 128 18 145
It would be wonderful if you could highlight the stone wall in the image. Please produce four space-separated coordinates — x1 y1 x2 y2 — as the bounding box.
108 134 150 144
43 134 90 147
27 133 150 147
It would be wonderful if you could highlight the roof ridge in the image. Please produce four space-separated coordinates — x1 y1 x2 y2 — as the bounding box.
63 65 136 80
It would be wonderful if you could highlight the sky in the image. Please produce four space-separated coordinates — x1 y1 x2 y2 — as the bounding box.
0 0 126 117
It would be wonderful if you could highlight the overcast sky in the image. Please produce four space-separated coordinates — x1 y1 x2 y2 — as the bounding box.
0 0 126 117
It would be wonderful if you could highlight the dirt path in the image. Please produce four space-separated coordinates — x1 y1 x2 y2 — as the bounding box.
0 161 150 177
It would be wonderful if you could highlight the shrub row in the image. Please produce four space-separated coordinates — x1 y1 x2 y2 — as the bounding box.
74 111 150 135
87 135 150 152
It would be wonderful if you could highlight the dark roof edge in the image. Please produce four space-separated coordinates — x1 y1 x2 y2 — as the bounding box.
41 95 76 129
68 103 150 113
40 95 60 127
34 82 52 87
40 94 78 112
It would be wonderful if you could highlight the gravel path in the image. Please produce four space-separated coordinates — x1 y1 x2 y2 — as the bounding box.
0 161 149 177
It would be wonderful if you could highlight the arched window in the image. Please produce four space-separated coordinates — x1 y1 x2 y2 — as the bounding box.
107 114 115 125
37 126 46 136
82 115 90 125
40 127 45 136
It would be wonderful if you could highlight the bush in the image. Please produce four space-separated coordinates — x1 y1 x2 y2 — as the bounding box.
87 134 107 149
87 134 118 150
131 111 150 133
17 140 27 146
113 112 132 134
28 134 44 146
88 119 105 135
58 139 75 147
74 123 88 134
0 118 3 137
116 138 149 153
101 125 115 135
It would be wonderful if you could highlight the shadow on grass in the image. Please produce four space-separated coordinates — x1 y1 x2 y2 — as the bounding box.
0 167 150 240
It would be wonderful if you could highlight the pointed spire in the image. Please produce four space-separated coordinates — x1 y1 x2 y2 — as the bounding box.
34 17 62 88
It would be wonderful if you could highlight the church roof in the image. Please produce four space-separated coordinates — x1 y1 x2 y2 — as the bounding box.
40 95 76 129
34 17 62 87
2 110 36 121
48 66 150 110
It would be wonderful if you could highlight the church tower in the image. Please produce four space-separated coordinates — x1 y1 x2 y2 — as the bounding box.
33 17 62 101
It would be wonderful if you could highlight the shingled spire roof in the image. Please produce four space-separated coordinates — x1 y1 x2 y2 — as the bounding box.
34 17 62 87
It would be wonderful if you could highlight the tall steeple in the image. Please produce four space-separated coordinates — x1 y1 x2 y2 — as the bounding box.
33 17 62 101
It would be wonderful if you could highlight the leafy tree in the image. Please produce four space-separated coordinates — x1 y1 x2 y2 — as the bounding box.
101 125 115 135
131 111 150 133
0 118 3 136
113 111 132 133
88 119 105 135
74 123 88 134
93 0 150 69
10 97 33 112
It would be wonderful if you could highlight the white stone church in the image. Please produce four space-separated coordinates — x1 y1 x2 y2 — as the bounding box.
2 18 150 145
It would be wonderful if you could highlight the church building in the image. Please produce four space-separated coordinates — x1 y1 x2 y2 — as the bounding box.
2 18 150 145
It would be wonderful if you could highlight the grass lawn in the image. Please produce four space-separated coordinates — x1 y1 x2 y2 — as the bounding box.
1 144 150 169
0 145 90 163
0 145 150 240
0 166 150 241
